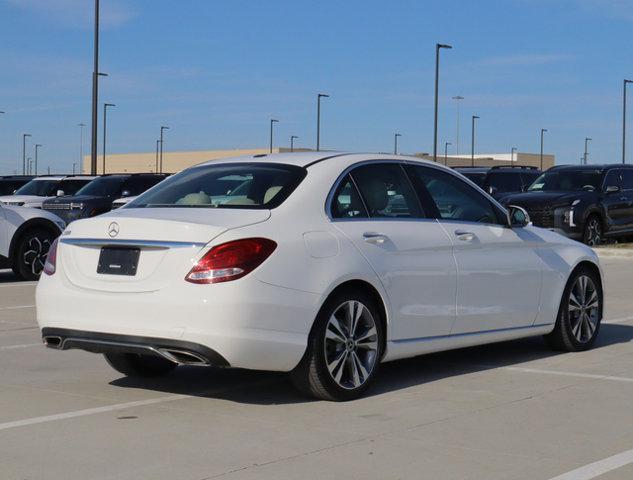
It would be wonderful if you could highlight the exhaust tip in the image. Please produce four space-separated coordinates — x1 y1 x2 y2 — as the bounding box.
43 336 63 349
158 348 209 365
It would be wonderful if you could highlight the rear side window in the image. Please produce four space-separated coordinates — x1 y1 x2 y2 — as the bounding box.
621 170 633 191
122 176 165 196
58 179 90 196
350 164 422 218
331 176 368 219
485 172 523 193
520 171 541 190
128 163 306 209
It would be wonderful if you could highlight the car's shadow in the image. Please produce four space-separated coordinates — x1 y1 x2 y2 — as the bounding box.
110 323 633 404
0 269 21 283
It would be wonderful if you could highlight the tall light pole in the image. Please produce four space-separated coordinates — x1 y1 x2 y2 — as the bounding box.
269 119 279 153
102 103 115 174
394 133 402 155
22 133 31 175
433 43 453 163
159 126 169 173
72 163 77 175
90 0 101 175
471 115 479 166
540 128 548 170
316 93 329 151
444 142 452 165
34 144 42 175
27 158 32 175
452 95 464 155
155 140 160 172
290 135 298 152
584 137 592 165
78 123 85 173
511 147 517 163
623 80 633 164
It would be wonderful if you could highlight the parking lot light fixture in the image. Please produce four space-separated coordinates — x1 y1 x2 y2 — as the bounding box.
433 43 452 163
290 135 298 152
269 119 279 153
623 80 633 164
584 137 592 165
471 116 479 166
34 144 42 175
394 133 402 155
540 128 548 170
160 126 169 173
22 133 31 175
317 93 329 151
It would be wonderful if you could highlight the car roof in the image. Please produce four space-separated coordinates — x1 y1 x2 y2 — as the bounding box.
196 152 453 169
549 164 633 172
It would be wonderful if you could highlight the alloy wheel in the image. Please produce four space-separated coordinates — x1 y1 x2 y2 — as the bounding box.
324 300 379 390
585 218 602 246
23 236 51 276
568 274 600 343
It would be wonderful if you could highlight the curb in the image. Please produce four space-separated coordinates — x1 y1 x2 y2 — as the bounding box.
595 248 633 259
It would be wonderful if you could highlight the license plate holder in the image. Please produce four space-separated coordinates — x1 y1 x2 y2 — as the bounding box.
97 247 140 276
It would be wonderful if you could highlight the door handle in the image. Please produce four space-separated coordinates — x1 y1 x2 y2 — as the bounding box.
363 232 388 244
454 230 476 242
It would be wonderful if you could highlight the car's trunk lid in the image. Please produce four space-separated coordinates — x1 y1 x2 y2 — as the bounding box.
59 208 271 292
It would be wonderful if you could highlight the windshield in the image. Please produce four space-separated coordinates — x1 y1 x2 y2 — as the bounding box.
14 179 60 196
528 170 602 192
128 163 306 209
75 176 127 197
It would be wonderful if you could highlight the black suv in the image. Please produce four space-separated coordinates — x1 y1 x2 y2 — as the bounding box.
454 166 541 200
42 173 168 223
0 175 34 195
500 164 633 245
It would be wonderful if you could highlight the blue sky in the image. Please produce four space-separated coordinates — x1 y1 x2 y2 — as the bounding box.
1 0 633 174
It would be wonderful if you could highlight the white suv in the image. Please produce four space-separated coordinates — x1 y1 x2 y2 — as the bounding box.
0 204 65 280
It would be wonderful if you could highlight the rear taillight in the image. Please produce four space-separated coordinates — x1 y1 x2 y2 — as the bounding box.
185 238 277 284
43 238 59 276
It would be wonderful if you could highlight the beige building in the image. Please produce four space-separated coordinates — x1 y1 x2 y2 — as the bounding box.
83 148 555 174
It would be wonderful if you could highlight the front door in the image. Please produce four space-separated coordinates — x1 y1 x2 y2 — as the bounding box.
330 163 457 341
406 164 542 334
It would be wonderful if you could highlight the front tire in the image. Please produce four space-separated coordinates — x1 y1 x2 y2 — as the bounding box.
291 289 384 401
582 214 603 246
104 353 177 377
544 266 602 352
12 228 55 280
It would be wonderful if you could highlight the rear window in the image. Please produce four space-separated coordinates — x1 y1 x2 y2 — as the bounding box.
128 163 306 209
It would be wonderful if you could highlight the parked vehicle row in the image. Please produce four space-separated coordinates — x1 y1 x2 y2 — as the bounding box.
0 175 96 208
36 152 603 401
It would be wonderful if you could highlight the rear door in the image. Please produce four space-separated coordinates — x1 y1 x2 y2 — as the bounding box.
0 206 8 257
406 164 542 334
620 169 633 230
602 169 627 231
331 162 457 341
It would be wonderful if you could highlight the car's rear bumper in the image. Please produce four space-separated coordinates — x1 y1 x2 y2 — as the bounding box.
36 273 321 372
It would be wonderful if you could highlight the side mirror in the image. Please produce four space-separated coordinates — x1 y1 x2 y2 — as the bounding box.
605 185 620 194
56 190 65 197
121 190 131 197
507 205 531 228
488 186 497 195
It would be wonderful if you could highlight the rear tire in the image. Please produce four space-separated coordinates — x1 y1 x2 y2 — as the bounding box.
104 353 177 377
12 228 55 281
544 266 602 352
291 288 384 401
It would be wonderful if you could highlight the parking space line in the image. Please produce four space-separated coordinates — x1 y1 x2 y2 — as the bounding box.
548 448 633 479
0 304 35 311
0 282 37 288
0 343 40 351
505 367 633 383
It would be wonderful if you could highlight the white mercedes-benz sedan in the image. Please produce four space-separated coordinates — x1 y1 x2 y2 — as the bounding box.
37 153 604 401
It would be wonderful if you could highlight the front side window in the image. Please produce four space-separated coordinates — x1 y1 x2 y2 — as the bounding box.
528 170 602 192
76 176 128 197
350 164 422 218
485 172 523 193
128 163 306 209
407 166 503 225
14 179 60 196
604 170 623 190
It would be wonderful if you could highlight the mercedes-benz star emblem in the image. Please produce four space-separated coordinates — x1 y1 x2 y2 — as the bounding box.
108 222 120 238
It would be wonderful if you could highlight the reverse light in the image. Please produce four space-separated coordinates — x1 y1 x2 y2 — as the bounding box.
43 238 59 275
185 238 277 284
